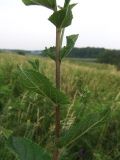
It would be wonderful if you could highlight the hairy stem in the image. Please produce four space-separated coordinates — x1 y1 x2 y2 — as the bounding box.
56 29 61 89
60 29 65 48
53 28 61 160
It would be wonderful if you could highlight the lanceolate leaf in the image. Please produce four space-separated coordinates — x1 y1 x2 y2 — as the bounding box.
61 34 79 59
19 67 69 105
7 137 51 160
22 0 56 10
49 6 73 28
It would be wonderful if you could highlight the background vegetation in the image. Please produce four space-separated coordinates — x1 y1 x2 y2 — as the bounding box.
0 53 120 159
43 47 120 70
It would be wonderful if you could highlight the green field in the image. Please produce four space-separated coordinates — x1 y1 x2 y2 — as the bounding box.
0 53 120 160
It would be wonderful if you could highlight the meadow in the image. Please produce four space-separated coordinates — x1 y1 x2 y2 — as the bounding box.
0 53 120 160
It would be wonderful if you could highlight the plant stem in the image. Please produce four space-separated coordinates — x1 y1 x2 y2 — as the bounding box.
56 29 61 89
53 28 61 160
60 29 65 48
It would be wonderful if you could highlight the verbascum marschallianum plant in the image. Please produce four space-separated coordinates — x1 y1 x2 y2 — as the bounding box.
7 0 78 160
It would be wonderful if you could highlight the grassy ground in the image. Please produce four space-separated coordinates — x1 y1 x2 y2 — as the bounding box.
0 53 120 160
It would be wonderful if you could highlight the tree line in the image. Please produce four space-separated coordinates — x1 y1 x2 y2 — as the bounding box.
1 47 120 69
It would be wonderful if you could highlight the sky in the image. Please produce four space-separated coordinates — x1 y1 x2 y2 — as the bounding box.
0 0 120 50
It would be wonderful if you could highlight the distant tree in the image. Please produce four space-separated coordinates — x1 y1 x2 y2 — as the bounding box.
69 47 105 58
98 50 120 65
42 47 106 59
16 50 25 55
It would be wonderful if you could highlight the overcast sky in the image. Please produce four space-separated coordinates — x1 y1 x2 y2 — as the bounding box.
0 0 120 50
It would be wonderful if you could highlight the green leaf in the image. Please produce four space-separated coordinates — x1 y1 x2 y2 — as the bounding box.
22 0 35 5
64 0 71 7
69 3 78 9
58 3 77 10
19 67 69 105
49 6 73 28
7 137 51 160
22 0 56 10
43 47 56 61
61 34 79 59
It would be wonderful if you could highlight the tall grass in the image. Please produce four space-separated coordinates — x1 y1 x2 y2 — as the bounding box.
0 53 120 160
